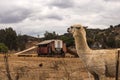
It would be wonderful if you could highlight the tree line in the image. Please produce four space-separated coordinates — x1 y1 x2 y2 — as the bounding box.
0 24 120 52
43 24 120 49
0 27 28 51
86 24 120 49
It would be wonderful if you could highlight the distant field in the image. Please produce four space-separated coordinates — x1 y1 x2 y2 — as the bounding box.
0 54 114 80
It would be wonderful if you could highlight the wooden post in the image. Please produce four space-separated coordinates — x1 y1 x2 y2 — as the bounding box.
4 53 12 80
116 50 120 80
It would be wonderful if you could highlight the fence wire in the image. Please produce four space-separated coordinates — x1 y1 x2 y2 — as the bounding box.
0 51 120 80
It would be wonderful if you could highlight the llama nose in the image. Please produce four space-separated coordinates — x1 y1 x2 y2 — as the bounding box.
67 28 70 32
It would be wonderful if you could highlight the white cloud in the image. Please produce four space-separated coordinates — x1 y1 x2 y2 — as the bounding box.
0 0 120 37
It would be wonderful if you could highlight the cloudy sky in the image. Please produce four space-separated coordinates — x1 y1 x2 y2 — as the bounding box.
0 0 120 37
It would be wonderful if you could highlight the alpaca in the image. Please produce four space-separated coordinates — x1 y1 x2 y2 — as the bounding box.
67 24 120 80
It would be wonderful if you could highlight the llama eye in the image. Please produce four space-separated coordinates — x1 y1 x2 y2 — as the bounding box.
71 26 73 29
76 27 80 29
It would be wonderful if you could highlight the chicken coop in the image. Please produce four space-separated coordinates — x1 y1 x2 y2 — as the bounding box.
36 40 67 57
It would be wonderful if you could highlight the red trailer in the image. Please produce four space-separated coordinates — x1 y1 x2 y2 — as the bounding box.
36 40 67 57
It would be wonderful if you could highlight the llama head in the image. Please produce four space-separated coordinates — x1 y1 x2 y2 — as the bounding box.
67 24 86 37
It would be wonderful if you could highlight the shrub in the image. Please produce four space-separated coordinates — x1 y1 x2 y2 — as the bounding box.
0 43 8 53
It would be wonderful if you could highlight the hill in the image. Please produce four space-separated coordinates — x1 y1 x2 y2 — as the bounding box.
24 24 120 50
0 24 120 52
86 24 120 49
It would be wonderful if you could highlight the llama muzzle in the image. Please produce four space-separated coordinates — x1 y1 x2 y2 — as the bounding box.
67 28 70 32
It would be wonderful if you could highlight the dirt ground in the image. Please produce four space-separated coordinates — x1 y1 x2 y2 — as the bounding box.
0 54 115 80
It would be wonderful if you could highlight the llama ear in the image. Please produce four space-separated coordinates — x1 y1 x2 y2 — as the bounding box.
83 26 88 29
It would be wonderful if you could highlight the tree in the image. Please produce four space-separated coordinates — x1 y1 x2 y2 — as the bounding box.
115 40 120 48
0 29 6 43
17 35 28 51
110 25 114 29
5 27 18 50
0 43 8 53
59 33 74 47
44 31 58 40
0 43 12 80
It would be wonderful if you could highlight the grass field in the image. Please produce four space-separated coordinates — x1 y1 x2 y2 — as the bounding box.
0 54 115 80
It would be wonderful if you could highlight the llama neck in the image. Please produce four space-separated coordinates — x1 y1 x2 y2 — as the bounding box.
74 35 91 54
